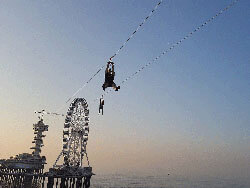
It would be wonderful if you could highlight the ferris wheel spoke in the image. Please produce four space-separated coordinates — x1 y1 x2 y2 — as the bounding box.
62 98 90 167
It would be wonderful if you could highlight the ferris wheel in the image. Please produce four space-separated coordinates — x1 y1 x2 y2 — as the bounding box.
62 98 90 167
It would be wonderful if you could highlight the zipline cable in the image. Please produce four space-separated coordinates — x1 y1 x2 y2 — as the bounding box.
53 0 164 163
94 0 240 102
110 0 163 60
65 67 103 104
53 0 239 165
62 0 164 108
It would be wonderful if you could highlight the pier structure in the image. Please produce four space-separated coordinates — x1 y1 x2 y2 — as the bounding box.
0 119 48 187
0 167 92 188
0 98 93 187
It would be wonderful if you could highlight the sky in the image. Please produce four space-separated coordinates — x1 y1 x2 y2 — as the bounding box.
0 0 249 182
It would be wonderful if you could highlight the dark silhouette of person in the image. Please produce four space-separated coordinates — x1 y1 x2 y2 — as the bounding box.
99 96 104 115
102 61 120 91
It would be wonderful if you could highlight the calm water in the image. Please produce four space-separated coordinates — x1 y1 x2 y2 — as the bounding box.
91 174 250 188
1 174 249 187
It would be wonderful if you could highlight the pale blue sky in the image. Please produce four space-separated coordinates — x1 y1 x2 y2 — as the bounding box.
0 0 249 181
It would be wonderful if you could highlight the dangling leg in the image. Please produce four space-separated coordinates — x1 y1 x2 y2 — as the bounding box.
99 106 104 115
112 82 117 91
99 96 104 115
99 107 102 115
112 82 120 91
99 99 101 114
102 83 106 91
103 81 110 91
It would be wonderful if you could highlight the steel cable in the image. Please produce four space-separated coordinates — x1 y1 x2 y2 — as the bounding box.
59 0 164 109
110 0 163 60
53 0 239 166
94 0 240 103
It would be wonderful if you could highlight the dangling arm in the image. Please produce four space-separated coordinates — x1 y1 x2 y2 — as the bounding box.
105 63 109 74
112 64 115 76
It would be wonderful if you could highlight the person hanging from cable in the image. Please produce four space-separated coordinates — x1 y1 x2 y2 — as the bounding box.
102 60 120 91
99 95 104 115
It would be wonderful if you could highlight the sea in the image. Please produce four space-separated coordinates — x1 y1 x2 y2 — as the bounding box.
90 174 250 188
1 174 250 188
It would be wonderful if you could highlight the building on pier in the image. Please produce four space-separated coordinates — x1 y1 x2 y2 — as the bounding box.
0 119 48 172
0 98 93 187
